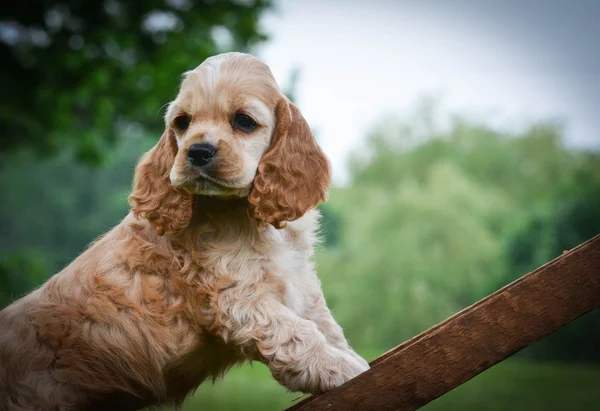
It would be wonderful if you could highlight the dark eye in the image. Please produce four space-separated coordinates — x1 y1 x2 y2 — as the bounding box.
232 113 257 132
174 114 190 131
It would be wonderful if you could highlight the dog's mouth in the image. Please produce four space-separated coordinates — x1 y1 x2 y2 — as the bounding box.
174 174 249 198
196 172 234 188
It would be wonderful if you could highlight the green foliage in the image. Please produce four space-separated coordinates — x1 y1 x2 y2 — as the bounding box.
319 164 507 347
0 253 48 307
499 156 600 363
0 136 149 303
318 105 600 352
0 0 272 163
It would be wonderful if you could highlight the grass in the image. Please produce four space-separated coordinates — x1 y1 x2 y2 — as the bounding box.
174 362 299 411
424 359 600 411
161 351 600 411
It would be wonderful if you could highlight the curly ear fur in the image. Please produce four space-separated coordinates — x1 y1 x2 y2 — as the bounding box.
129 129 194 236
249 99 331 229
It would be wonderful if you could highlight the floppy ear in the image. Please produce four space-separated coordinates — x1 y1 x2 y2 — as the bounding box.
249 99 331 229
129 128 194 236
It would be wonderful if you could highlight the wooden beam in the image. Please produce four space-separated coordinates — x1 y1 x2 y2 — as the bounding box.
287 234 600 411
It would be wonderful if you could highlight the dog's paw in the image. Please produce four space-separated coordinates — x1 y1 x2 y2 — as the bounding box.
352 353 370 373
315 346 369 393
275 345 370 395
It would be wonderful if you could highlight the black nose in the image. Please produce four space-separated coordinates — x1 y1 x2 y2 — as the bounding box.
188 143 216 167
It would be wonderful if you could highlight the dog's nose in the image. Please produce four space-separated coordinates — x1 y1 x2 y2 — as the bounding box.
188 143 216 167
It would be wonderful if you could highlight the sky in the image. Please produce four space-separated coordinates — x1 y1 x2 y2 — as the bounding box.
256 0 600 183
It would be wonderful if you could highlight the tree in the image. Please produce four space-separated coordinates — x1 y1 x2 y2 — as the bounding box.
317 103 600 354
500 154 600 363
0 0 272 163
0 136 149 307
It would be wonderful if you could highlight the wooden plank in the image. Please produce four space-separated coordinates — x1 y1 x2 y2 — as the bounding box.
287 234 600 411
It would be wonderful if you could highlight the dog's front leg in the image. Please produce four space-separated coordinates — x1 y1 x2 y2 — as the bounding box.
217 296 368 394
303 293 370 370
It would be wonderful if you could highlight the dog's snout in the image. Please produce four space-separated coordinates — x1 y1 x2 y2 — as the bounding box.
188 143 216 167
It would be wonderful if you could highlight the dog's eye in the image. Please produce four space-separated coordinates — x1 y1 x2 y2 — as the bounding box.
174 114 191 131
232 114 257 132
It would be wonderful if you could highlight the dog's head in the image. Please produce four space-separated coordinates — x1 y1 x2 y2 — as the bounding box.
129 52 331 235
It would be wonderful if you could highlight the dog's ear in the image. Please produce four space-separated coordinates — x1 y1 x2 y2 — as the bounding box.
249 99 331 229
129 128 194 236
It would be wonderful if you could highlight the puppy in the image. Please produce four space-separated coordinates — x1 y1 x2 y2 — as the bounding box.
0 52 369 411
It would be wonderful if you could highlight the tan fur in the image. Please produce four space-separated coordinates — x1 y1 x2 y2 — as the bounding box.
249 99 331 229
129 128 195 236
0 52 368 411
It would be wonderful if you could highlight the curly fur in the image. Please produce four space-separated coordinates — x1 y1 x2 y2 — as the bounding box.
129 129 194 236
0 52 368 411
248 100 331 229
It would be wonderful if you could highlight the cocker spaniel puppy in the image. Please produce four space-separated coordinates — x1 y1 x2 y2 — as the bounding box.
0 52 369 411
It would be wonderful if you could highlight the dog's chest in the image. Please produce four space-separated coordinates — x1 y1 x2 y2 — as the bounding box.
196 216 319 316
259 225 316 315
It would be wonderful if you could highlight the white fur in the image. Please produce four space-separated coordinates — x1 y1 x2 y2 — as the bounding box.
181 207 370 394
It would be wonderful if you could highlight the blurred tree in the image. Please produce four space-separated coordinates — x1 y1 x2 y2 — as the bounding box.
0 136 150 306
319 163 508 347
0 253 49 308
0 0 272 164
318 104 600 354
500 154 600 363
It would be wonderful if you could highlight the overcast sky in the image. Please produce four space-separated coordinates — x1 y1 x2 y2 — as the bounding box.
256 0 600 183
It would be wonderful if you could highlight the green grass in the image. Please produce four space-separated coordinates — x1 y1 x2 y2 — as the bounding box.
175 362 299 411
424 359 600 411
162 351 600 411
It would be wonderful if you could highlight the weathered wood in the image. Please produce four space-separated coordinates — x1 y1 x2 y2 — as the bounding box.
287 234 600 411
